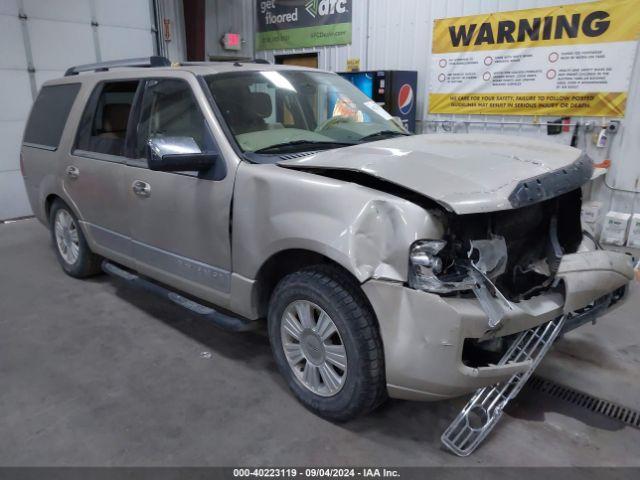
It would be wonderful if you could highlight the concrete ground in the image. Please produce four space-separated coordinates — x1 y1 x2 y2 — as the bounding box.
1 218 639 466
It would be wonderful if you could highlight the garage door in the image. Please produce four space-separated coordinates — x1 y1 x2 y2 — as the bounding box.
0 0 157 221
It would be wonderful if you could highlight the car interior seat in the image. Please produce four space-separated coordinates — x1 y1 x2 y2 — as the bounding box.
98 103 131 139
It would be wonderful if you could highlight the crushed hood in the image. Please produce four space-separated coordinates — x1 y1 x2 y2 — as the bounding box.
278 134 590 214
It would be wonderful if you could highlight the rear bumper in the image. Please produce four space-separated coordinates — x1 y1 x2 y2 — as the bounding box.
362 250 635 401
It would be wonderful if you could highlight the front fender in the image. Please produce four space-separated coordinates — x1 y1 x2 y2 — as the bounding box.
232 163 444 283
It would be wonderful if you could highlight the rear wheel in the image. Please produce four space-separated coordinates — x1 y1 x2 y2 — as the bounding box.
268 265 387 421
49 200 102 278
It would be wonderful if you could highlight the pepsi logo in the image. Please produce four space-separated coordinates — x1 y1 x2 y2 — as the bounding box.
398 84 414 115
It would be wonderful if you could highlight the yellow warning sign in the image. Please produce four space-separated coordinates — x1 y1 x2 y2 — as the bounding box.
429 0 640 116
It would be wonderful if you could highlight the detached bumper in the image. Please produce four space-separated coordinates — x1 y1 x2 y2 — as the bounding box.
362 250 635 401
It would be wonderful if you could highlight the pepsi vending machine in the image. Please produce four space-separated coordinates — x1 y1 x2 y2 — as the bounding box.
338 70 418 133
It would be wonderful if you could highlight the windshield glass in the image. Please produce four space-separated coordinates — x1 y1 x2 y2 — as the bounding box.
204 70 407 155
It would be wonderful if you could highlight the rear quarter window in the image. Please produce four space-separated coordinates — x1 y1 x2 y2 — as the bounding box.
23 83 81 150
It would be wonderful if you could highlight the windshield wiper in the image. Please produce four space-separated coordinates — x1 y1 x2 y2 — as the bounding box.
358 130 411 142
254 140 356 154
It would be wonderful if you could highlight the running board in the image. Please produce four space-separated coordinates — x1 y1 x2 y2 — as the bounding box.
441 315 566 456
102 260 260 332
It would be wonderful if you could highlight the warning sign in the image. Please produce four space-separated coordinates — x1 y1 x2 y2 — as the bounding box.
429 0 640 116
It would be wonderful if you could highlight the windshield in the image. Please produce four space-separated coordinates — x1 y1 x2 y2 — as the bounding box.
204 70 407 156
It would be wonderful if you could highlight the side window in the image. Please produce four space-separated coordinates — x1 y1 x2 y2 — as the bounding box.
24 83 80 150
75 81 139 157
135 78 217 159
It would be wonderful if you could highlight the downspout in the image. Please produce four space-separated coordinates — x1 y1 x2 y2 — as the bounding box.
364 0 371 69
151 0 163 57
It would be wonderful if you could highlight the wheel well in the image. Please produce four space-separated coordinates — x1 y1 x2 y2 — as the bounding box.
254 249 360 318
44 194 62 220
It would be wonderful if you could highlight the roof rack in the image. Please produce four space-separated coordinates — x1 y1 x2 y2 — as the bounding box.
64 56 171 76
180 59 271 66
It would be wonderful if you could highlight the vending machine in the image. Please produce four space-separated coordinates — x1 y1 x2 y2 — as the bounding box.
338 70 418 133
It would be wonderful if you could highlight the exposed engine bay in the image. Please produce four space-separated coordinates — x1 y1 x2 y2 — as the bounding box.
409 189 583 328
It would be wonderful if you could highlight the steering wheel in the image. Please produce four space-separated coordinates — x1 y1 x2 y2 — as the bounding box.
315 115 353 133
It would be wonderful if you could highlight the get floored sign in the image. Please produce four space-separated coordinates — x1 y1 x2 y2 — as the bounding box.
429 0 640 116
256 0 352 50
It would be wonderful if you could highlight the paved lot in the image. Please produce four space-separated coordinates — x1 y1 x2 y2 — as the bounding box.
1 218 639 466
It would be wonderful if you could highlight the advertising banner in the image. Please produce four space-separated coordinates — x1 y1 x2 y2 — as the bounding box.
429 0 640 116
256 0 352 51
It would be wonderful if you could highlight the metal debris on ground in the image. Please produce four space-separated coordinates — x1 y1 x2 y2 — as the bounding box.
441 316 566 457
200 351 212 359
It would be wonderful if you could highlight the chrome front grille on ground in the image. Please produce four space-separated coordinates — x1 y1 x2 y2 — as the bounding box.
441 316 566 456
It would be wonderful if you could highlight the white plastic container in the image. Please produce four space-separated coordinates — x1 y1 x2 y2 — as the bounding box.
626 214 640 248
581 201 603 225
600 211 631 246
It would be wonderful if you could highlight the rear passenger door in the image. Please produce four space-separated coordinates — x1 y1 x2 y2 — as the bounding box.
66 80 141 267
124 76 234 308
22 82 81 220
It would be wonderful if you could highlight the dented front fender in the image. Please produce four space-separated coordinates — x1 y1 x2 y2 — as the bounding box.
232 163 444 283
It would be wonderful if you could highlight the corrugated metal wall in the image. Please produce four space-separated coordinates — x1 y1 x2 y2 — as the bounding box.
155 0 188 61
205 0 254 59
157 0 254 61
255 0 640 234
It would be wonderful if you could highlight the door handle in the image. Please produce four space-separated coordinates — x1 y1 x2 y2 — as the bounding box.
65 165 80 180
132 180 151 197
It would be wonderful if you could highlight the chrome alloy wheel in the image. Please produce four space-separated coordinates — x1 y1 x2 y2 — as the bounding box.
54 209 80 265
280 300 347 397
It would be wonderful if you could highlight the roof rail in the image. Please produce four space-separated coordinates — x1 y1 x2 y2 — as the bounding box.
64 56 171 76
180 58 271 66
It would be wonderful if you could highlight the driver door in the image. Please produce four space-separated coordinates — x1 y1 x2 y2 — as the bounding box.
124 76 234 308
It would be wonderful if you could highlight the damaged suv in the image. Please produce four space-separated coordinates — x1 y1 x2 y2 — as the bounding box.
21 58 634 421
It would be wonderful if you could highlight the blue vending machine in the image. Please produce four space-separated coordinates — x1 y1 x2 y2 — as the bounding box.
338 70 418 133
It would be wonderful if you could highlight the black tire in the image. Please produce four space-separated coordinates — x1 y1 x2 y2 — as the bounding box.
49 200 102 278
268 265 387 422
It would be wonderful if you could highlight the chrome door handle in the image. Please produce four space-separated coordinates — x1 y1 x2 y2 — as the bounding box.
132 180 151 197
65 165 80 179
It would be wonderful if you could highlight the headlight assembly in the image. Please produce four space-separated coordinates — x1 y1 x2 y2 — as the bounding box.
408 237 514 330
408 240 473 293
410 240 445 273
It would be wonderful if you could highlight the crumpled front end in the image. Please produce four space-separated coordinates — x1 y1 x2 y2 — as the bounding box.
407 189 585 331
365 250 633 401
365 187 635 401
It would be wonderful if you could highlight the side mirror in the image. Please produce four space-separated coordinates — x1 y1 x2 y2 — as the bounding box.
147 136 217 172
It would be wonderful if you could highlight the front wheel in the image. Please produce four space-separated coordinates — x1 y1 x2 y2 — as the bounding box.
268 265 387 421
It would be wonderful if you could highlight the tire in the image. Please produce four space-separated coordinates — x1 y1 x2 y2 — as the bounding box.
268 265 387 422
49 200 102 278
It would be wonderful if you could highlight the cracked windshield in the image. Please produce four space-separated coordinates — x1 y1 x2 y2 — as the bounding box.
205 70 408 157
